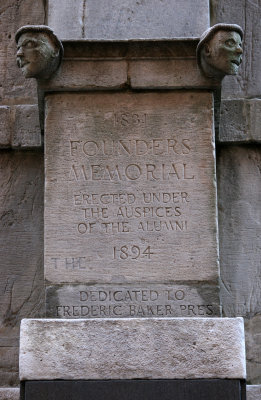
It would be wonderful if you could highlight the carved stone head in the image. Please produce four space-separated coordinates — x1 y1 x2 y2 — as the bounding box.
15 25 63 80
197 23 243 80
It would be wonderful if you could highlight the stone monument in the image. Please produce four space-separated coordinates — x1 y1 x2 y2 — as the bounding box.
16 1 247 399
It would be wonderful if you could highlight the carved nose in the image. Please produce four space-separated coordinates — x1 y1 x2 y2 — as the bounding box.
236 46 243 54
17 48 23 56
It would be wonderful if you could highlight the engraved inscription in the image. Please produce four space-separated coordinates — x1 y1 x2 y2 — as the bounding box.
46 284 220 318
45 92 218 285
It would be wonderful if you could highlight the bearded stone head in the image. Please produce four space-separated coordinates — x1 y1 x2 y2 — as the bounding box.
197 24 243 80
15 25 63 80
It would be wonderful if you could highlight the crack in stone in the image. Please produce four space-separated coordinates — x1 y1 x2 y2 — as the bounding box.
82 0 87 38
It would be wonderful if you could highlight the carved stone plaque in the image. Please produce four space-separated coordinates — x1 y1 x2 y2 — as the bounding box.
45 91 219 314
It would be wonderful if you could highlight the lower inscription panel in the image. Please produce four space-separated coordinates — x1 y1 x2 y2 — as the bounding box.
22 380 246 400
46 284 221 317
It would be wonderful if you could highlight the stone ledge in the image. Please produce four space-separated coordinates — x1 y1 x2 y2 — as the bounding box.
20 318 246 381
247 385 261 400
0 388 20 400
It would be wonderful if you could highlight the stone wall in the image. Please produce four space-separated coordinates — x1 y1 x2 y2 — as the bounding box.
212 0 261 384
0 0 45 387
0 0 260 388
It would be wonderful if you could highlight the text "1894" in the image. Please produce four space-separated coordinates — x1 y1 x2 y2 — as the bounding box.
113 245 154 260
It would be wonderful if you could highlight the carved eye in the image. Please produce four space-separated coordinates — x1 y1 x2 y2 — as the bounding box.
225 39 236 47
24 40 37 49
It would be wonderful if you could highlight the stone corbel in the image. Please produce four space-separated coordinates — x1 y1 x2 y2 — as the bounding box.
196 23 243 81
15 25 63 81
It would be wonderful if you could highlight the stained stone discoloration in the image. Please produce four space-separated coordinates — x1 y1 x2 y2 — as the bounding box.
19 318 246 381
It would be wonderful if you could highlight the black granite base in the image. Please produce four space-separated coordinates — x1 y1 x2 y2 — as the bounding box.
21 379 246 400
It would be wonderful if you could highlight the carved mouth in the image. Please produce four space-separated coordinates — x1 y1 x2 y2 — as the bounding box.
17 58 29 68
231 60 240 66
20 61 29 68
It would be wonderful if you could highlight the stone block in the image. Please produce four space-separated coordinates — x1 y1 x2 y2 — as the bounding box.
247 385 261 400
217 146 261 319
129 59 216 89
219 99 261 143
0 152 45 386
43 60 128 91
12 105 41 148
217 146 261 383
44 92 219 294
0 388 19 400
48 0 209 40
19 318 246 381
0 106 11 148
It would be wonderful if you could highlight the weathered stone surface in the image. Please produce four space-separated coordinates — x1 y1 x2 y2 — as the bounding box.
217 146 261 383
38 41 219 94
0 152 45 386
217 146 261 319
219 99 261 143
19 318 246 381
0 0 45 150
0 107 11 148
212 0 261 384
211 0 261 99
13 105 41 148
48 0 209 40
44 91 219 290
0 388 19 400
247 385 261 400
46 284 221 318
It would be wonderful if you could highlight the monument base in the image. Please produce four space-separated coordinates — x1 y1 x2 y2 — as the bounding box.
19 318 246 399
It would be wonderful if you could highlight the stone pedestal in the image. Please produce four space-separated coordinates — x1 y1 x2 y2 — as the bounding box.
17 3 247 396
19 318 246 399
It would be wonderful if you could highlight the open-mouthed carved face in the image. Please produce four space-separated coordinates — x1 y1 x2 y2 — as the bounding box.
204 30 243 76
16 32 58 79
